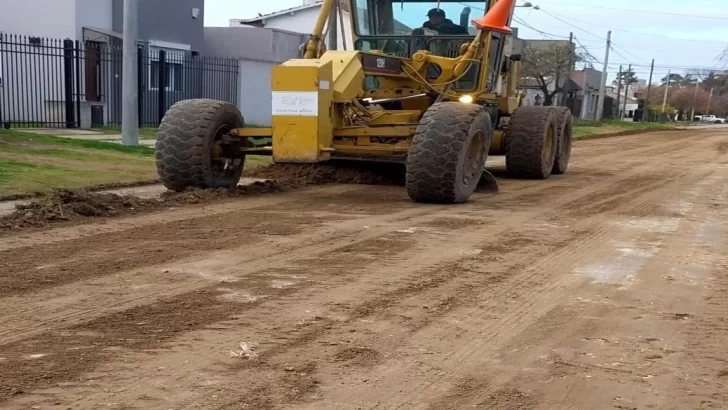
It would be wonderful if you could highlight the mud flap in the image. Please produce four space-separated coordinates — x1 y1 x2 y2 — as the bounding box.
476 169 499 193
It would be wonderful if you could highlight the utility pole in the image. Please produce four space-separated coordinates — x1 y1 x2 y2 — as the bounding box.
328 0 338 50
121 0 139 146
622 64 631 120
645 59 654 122
690 78 700 122
561 32 574 108
662 70 671 113
707 87 714 114
616 65 622 119
595 30 611 121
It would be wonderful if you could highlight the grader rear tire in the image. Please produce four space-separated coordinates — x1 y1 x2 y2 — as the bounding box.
156 99 245 191
505 106 558 179
406 102 492 204
552 107 573 175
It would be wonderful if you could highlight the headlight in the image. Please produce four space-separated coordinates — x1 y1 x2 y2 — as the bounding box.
459 95 474 104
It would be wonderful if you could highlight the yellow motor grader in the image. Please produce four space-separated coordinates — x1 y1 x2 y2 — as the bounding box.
155 0 573 203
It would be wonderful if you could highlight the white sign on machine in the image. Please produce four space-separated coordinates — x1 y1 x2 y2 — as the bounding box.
272 91 319 116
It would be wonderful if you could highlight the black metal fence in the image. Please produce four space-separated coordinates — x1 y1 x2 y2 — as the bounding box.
0 33 239 129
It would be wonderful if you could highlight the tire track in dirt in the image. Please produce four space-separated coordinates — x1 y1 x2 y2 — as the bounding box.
323 188 704 408
0 184 358 251
0 209 327 297
391 162 728 409
83 138 723 409
0 201 443 345
264 146 721 409
0 129 708 254
1 135 704 340
0 138 711 347
203 132 724 408
1 131 724 406
453 172 728 410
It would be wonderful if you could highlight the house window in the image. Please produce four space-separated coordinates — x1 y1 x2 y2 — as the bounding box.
150 60 183 92
589 95 598 113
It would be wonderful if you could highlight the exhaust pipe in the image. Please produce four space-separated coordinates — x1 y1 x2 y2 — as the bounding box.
460 7 471 29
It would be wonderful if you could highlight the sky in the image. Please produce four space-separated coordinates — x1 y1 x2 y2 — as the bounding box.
204 0 728 83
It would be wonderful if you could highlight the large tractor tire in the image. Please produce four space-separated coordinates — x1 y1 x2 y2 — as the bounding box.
156 99 245 191
552 107 573 175
406 102 493 204
505 106 558 179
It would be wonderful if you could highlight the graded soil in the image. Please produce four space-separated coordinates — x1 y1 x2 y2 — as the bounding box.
1 129 728 410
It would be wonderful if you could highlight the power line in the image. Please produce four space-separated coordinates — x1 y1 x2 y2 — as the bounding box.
573 36 602 64
458 1 570 40
609 47 638 66
532 0 728 21
610 62 727 71
610 43 650 65
537 8 728 45
536 8 649 65
536 8 605 41
511 15 570 39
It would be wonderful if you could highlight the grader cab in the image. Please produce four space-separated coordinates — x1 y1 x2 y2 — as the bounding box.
155 0 573 203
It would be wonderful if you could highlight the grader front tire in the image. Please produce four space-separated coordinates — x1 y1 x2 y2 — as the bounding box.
552 107 574 175
505 106 558 179
156 99 245 191
406 102 493 204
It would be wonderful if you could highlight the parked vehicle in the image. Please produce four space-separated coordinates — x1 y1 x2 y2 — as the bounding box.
694 115 726 124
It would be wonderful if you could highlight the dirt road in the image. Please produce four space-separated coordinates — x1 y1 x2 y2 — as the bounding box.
2 129 728 410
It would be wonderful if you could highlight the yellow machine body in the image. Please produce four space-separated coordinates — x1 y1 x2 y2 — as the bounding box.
236 0 525 163
155 0 571 204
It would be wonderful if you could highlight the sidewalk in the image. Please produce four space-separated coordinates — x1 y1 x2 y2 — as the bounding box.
19 129 157 147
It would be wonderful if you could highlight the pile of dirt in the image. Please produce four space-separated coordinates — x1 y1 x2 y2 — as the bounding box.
1 190 159 229
0 181 282 231
0 163 405 232
247 162 405 187
0 179 161 202
159 180 282 205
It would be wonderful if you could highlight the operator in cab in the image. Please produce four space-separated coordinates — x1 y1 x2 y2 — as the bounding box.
422 8 469 35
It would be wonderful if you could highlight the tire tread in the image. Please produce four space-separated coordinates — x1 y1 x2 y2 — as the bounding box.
155 99 244 191
406 102 490 203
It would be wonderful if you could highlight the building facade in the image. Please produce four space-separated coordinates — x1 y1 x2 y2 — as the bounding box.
204 26 306 126
570 68 603 120
230 0 354 51
0 0 239 129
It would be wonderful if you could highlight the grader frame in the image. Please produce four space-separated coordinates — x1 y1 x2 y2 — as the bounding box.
155 0 574 203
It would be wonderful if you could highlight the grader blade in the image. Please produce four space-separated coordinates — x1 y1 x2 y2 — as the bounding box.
477 169 499 193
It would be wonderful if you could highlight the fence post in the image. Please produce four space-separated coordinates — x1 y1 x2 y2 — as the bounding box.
137 46 144 127
75 40 82 128
0 32 4 128
157 49 166 125
63 39 76 128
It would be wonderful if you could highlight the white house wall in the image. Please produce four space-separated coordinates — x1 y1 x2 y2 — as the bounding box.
75 0 114 40
204 26 306 127
0 0 111 40
238 7 355 51
0 0 113 127
0 0 76 38
238 60 274 126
